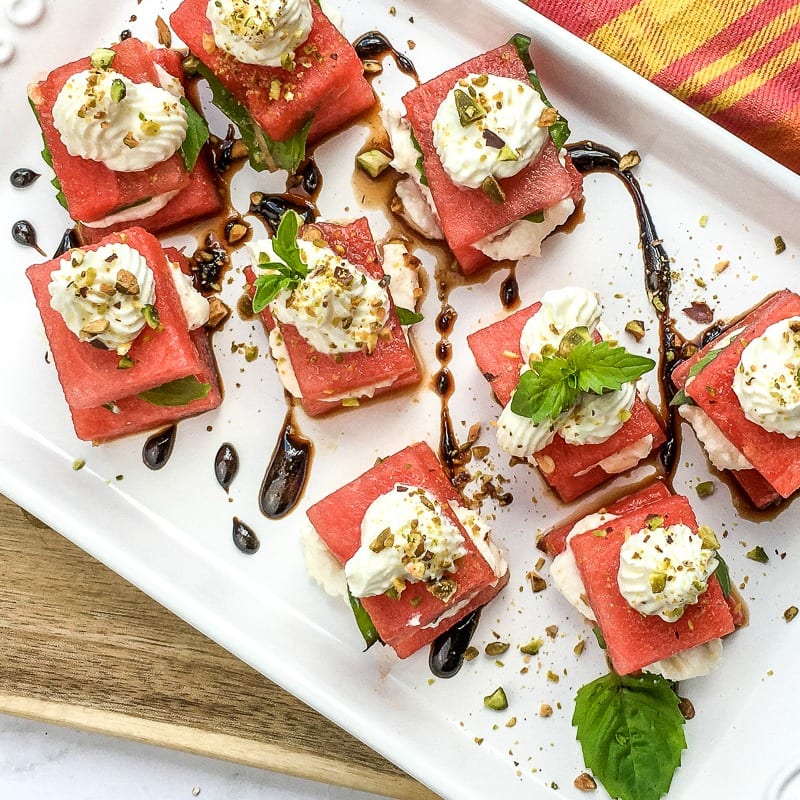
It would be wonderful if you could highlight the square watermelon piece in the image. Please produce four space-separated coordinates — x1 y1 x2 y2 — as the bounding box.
672 288 800 507
29 37 218 231
402 41 583 275
170 0 375 146
246 216 421 416
566 492 737 675
467 303 666 501
306 442 509 659
26 228 221 442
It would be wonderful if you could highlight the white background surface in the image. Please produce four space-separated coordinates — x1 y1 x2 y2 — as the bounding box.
0 714 392 800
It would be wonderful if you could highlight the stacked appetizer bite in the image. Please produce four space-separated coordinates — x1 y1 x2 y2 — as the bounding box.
245 212 421 415
468 287 665 501
305 442 509 658
170 0 375 172
384 35 583 274
28 37 220 241
672 289 800 508
26 227 222 443
539 482 744 800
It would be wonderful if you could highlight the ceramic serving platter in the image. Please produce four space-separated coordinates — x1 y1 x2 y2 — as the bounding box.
2 1 800 799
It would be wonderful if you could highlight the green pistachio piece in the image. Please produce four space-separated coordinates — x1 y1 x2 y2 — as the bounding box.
90 48 116 69
557 326 592 357
356 149 392 178
697 524 719 549
110 78 127 103
117 354 135 370
481 174 505 205
454 88 486 127
497 144 518 162
483 687 508 711
142 304 161 330
649 572 667 593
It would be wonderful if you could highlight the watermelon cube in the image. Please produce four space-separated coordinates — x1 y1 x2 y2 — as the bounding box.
672 289 800 507
246 217 420 416
565 492 736 675
29 37 219 232
402 42 583 275
467 302 665 501
169 0 375 147
26 229 221 443
306 442 509 659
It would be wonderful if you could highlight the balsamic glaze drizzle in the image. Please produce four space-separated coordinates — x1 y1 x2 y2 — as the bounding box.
12 220 45 256
53 228 80 258
143 426 177 471
232 516 260 554
259 409 312 519
214 442 239 493
249 192 317 235
354 32 417 77
429 608 482 678
10 168 40 188
567 140 677 473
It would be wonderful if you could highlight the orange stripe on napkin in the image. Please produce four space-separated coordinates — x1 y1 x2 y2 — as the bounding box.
526 0 800 173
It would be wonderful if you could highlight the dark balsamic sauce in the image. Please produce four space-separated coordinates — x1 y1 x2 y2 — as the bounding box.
249 193 317 235
354 32 417 78
211 124 238 174
12 220 45 256
53 228 79 258
429 608 482 678
214 442 239 493
232 516 260 554
259 409 313 519
286 158 322 197
143 426 177 470
567 141 677 473
500 267 519 309
10 168 40 188
190 234 229 293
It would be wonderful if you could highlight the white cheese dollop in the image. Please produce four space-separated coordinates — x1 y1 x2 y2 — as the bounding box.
732 317 800 438
48 243 156 355
52 69 187 173
169 262 209 330
432 73 548 189
617 523 718 622
206 0 312 67
678 402 753 470
345 485 467 598
251 238 390 355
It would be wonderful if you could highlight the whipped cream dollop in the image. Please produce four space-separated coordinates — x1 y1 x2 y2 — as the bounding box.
432 73 548 189
251 237 390 355
345 485 468 599
169 262 209 330
617 522 718 622
732 317 800 438
497 287 638 457
206 0 313 67
52 69 187 172
48 243 156 355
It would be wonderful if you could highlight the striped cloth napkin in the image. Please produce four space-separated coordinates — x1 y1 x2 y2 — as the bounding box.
526 0 800 174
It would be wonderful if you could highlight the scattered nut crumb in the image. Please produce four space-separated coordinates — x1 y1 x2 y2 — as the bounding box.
574 772 597 792
527 571 547 592
539 703 553 717
784 606 798 622
545 625 558 639
155 15 171 47
618 150 641 171
714 259 730 273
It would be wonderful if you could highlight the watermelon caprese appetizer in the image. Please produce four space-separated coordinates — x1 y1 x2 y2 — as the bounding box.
170 0 375 173
467 287 666 501
671 288 800 509
539 482 744 800
304 441 509 658
383 35 583 274
26 226 222 443
28 36 221 242
245 212 421 416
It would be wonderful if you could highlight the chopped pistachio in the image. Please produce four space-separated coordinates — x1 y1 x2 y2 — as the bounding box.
341 397 360 408
699 215 708 227
464 645 479 661
117 354 135 370
72 458 86 471
645 513 664 530
520 637 543 655
784 605 798 622
110 78 127 103
483 687 508 711
244 345 259 362
497 144 518 162
206 297 230 329
746 545 769 563
89 47 116 69
362 59 382 74
649 571 667 593
114 268 139 295
356 149 392 178
481 175 505 205
485 641 510 657
454 88 485 126
697 524 720 550
142 304 161 330
573 639 586 656
428 578 458 603
695 480 715 499
775 235 786 254
527 571 547 593
81 318 109 336
558 326 591 357
618 150 641 171
539 703 553 717
574 773 597 792
625 319 646 341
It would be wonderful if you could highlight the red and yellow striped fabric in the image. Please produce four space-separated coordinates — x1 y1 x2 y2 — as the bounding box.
526 0 800 174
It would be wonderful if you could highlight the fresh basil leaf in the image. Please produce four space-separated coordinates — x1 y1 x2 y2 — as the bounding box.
573 671 686 800
178 96 210 171
138 376 211 407
669 387 694 407
688 335 737 378
396 307 423 325
508 33 570 149
252 273 288 312
714 552 731 597
272 210 303 270
348 589 380 650
570 341 656 395
523 210 545 224
512 359 579 424
408 128 429 187
192 60 311 173
29 98 68 210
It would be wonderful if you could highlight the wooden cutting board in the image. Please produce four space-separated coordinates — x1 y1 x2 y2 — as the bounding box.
0 493 439 800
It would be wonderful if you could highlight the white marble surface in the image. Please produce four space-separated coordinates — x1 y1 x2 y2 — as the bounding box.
0 714 394 800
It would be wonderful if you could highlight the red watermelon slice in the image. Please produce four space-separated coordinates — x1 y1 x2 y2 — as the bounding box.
306 442 508 659
467 302 665 501
29 38 209 227
673 289 800 504
568 493 736 675
170 0 375 145
402 42 582 275
26 229 221 443
246 217 420 416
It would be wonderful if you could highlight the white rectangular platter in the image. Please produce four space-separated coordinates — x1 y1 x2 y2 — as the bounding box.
2 1 800 799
